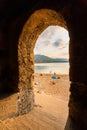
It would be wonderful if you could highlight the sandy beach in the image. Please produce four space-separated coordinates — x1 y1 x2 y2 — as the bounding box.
0 73 70 130
33 73 70 101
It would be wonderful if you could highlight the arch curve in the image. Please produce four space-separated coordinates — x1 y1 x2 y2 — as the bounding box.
18 8 67 88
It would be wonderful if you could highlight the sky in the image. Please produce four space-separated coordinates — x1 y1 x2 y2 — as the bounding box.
34 26 69 58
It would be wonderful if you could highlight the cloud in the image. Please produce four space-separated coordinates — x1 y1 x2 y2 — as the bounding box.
52 39 64 47
52 41 60 47
34 25 69 58
35 40 51 48
41 26 59 38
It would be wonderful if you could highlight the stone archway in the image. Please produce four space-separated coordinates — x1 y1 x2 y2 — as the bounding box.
17 9 69 115
0 1 87 129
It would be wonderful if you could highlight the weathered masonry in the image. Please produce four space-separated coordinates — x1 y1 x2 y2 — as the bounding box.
0 0 87 129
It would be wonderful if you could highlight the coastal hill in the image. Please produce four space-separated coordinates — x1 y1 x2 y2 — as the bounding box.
34 54 69 63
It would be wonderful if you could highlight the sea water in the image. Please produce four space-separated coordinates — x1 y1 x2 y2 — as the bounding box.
34 62 69 74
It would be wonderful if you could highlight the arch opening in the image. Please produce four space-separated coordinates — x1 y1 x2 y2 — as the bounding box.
33 25 70 104
0 9 70 119
34 25 69 74
17 9 70 115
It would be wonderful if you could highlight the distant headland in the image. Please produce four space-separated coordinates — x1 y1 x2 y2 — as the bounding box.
34 54 69 63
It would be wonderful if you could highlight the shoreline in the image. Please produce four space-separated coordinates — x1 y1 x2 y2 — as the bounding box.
34 73 69 77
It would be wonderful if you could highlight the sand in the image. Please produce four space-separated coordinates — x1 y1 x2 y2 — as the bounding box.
0 73 70 130
33 73 70 101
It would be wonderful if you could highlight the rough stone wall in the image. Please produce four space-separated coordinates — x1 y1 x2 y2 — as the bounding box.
7 8 67 115
17 9 67 115
68 3 87 129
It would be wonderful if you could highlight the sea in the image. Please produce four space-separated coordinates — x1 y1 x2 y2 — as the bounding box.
34 62 69 74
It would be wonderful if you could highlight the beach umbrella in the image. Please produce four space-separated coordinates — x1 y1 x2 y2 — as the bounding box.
51 75 58 79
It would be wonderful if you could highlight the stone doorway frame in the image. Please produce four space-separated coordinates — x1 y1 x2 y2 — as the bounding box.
9 9 69 115
17 9 69 115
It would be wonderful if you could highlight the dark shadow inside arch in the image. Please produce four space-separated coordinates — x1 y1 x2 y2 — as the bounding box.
0 13 32 96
